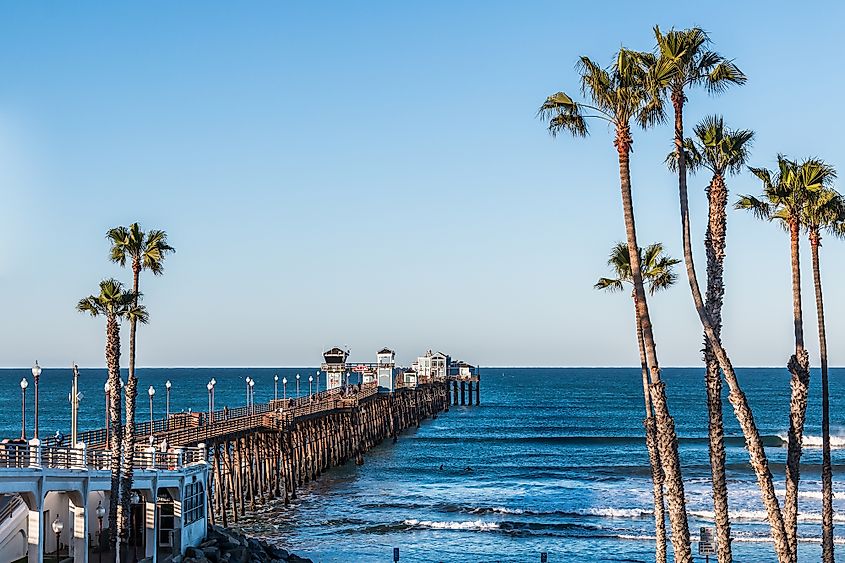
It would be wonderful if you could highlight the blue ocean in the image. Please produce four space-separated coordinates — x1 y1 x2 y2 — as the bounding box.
0 367 842 562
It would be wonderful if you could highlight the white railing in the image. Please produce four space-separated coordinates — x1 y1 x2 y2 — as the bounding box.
0 441 206 472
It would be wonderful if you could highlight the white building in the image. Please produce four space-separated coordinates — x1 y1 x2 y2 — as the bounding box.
414 350 450 383
376 348 395 391
321 347 349 390
0 441 208 563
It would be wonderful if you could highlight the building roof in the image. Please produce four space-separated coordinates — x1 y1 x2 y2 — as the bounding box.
378 347 395 355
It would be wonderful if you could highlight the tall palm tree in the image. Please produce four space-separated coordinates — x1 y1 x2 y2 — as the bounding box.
77 279 147 552
539 49 693 561
107 223 174 546
801 186 843 562
647 28 797 562
596 242 679 563
668 116 754 561
738 156 837 559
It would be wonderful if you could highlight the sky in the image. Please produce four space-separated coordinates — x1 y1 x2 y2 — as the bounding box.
1 1 844 368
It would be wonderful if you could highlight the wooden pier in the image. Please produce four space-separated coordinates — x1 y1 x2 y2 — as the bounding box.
60 376 479 526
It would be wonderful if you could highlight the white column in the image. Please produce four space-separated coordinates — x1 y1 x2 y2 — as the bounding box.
69 497 88 563
27 505 44 563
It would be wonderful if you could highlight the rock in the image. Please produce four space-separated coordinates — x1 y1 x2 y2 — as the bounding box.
201 538 219 548
172 556 183 563
268 545 289 560
186 547 205 559
287 556 313 563
203 546 221 563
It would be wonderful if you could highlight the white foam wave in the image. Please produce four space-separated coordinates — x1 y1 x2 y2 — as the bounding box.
690 509 845 523
578 508 652 519
470 506 525 515
777 433 845 448
403 519 500 531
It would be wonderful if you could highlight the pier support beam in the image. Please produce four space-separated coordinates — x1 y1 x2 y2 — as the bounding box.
460 381 466 406
475 379 480 405
467 382 473 407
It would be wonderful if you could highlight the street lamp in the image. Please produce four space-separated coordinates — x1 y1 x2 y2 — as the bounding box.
104 381 110 445
309 375 313 398
296 373 300 397
245 377 251 408
346 371 351 388
51 514 63 562
274 374 279 401
249 378 255 413
165 380 172 421
20 378 28 440
211 378 216 414
32 361 41 440
96 500 105 560
207 381 213 423
69 364 82 447
147 386 155 436
315 369 320 394
282 377 287 400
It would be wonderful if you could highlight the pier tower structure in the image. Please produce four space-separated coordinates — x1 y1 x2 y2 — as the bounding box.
321 347 349 390
376 348 396 391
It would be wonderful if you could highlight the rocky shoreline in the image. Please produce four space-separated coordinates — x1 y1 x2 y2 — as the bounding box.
177 525 313 563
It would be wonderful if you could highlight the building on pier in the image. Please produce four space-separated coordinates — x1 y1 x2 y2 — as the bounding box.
412 350 451 383
376 348 396 391
321 347 349 390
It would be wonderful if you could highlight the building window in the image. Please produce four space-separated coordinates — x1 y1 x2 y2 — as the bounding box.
183 482 205 525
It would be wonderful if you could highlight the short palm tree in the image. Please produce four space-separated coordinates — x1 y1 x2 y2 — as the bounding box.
801 186 844 562
539 48 692 561
107 223 174 546
669 116 753 561
738 155 837 559
77 279 147 552
596 242 679 563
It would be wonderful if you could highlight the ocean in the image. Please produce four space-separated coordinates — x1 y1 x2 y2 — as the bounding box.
0 366 842 562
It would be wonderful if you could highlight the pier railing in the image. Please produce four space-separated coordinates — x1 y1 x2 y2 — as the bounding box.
0 441 207 472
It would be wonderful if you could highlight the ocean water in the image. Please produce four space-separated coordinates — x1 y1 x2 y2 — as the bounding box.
0 366 843 562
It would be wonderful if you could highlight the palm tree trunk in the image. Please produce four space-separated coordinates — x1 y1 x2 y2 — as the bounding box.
616 123 691 562
703 174 732 562
635 293 667 563
119 262 141 549
810 230 834 562
784 218 810 560
670 93 791 562
106 314 123 554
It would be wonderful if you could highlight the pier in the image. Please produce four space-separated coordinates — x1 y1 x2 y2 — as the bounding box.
0 348 480 562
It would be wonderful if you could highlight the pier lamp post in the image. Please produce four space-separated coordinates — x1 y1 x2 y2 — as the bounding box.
207 381 213 424
96 500 105 560
282 377 287 400
32 361 41 440
274 374 279 401
52 514 63 562
245 377 251 407
148 386 155 436
211 378 217 414
315 369 320 394
165 380 171 422
296 374 300 397
346 371 350 389
20 378 28 440
104 381 110 445
309 375 313 399
249 378 255 413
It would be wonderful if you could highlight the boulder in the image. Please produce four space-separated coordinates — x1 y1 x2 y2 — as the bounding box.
203 546 221 563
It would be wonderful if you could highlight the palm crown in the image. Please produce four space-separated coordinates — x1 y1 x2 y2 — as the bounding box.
803 187 845 236
538 49 664 137
107 223 175 275
651 26 746 99
595 242 680 296
77 278 148 322
738 156 838 225
669 115 753 176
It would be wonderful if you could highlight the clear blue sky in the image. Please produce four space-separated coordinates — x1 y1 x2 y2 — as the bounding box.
1 1 844 368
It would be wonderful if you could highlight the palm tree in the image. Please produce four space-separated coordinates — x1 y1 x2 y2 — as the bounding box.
539 49 692 561
647 28 797 562
107 223 174 547
596 242 679 563
801 186 843 562
77 279 147 552
668 116 753 561
738 155 837 559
